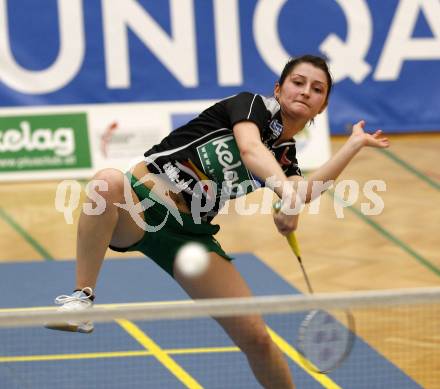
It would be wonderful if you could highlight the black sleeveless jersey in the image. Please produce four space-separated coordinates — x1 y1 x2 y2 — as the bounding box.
144 92 302 221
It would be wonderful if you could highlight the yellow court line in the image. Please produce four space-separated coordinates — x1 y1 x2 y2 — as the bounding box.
116 319 203 389
0 350 150 363
167 346 239 355
267 327 342 389
2 325 342 388
0 346 240 363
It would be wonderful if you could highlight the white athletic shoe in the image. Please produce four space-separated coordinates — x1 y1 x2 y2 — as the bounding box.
45 287 95 333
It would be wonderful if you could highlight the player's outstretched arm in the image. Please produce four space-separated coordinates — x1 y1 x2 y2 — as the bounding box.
298 120 389 203
349 120 389 149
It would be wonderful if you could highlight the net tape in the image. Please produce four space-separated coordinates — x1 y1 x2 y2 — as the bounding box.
1 287 439 328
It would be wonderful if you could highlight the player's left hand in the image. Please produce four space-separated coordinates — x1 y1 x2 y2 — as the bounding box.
350 120 390 149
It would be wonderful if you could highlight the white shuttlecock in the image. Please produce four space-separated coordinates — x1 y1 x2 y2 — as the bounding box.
175 242 210 277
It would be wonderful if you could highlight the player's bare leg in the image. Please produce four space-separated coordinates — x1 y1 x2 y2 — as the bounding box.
76 168 145 289
46 168 145 333
174 253 295 389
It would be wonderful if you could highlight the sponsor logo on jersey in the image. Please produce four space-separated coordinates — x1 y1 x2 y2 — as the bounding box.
269 119 283 139
163 161 194 194
197 134 256 198
177 159 215 201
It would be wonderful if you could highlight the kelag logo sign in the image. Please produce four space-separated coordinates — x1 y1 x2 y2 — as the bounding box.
0 113 91 172
197 134 256 198
0 0 439 133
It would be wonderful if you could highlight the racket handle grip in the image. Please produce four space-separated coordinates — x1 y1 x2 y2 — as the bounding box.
286 232 301 259
273 200 302 258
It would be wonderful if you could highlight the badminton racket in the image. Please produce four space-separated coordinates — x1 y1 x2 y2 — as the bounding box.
273 200 355 373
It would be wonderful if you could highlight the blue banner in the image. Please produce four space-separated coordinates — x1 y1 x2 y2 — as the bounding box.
0 0 439 134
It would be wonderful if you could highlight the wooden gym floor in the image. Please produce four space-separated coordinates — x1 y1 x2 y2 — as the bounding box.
0 133 439 387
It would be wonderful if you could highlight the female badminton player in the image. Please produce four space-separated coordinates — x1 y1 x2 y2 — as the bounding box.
48 55 389 388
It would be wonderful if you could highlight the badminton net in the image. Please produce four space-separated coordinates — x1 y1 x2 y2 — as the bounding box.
0 287 439 388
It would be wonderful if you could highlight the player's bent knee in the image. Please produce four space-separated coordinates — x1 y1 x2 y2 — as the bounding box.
238 329 273 355
89 168 126 203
